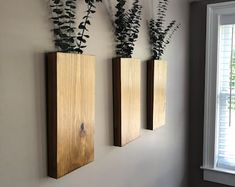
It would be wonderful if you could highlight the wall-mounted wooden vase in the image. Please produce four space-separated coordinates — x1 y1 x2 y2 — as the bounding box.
46 52 95 179
147 60 167 130
112 58 141 147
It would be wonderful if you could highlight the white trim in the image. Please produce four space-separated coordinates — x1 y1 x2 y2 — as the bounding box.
204 168 235 187
203 1 235 186
203 1 219 170
201 167 235 175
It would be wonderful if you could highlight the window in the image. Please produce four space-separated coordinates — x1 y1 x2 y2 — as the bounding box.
217 24 235 171
203 2 235 186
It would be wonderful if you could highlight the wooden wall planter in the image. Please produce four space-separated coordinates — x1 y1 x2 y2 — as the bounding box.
112 58 141 147
147 60 167 130
46 52 95 179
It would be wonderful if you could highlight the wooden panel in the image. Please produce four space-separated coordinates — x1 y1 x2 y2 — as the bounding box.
147 60 167 130
112 58 122 146
113 58 141 147
46 52 95 179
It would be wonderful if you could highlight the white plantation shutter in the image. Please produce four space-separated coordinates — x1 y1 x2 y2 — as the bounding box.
216 22 235 171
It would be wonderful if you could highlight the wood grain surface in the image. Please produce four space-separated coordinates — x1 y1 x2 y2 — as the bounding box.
147 60 167 130
46 52 95 178
113 58 141 147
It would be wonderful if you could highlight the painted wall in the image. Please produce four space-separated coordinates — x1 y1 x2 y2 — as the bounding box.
0 0 189 187
188 0 233 187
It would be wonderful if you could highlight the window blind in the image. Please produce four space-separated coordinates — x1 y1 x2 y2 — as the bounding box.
216 24 235 171
220 15 235 25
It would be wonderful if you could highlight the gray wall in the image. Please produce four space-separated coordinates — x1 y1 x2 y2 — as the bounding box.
188 0 233 187
0 0 189 187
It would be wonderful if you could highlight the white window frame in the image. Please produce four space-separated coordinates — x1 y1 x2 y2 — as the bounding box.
203 1 235 186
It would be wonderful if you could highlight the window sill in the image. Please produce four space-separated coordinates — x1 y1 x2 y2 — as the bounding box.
201 166 235 186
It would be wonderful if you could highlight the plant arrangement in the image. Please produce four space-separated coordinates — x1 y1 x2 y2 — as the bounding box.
113 0 142 58
49 0 102 53
149 0 180 60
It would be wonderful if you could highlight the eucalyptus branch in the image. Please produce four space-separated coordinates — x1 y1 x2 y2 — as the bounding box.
163 23 181 48
115 0 127 57
114 0 142 58
65 0 77 51
124 0 142 57
77 3 93 53
76 0 102 53
49 0 102 53
149 0 180 60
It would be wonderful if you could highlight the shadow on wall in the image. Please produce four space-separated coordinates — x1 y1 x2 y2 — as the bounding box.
34 52 47 179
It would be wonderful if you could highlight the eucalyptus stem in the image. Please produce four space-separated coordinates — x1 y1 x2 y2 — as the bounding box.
78 3 92 52
49 0 102 53
114 0 142 58
149 0 180 60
